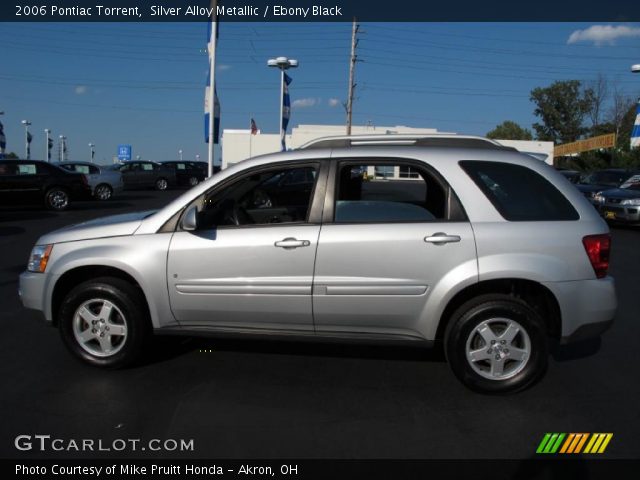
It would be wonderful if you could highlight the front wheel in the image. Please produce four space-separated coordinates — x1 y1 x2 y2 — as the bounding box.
445 294 548 393
94 184 113 201
44 187 69 211
155 178 168 191
58 277 150 368
188 176 199 187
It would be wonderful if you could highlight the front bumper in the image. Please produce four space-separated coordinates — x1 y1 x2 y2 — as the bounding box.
598 204 640 224
542 276 616 344
18 271 52 322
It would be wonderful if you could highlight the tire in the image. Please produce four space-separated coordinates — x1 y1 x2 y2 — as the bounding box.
58 277 150 368
444 294 548 394
155 177 168 191
188 176 199 187
44 187 69 211
94 184 113 201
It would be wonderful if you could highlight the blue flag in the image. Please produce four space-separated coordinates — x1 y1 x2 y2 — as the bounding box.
281 73 292 151
632 99 640 150
0 121 6 156
204 6 220 145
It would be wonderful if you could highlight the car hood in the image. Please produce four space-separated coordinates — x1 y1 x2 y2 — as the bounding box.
599 188 640 199
37 210 157 245
576 184 613 194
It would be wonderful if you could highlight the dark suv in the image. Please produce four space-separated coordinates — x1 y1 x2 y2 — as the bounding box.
160 161 206 187
115 161 176 191
0 160 92 211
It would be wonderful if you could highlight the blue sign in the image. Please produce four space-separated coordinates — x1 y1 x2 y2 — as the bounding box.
117 144 132 161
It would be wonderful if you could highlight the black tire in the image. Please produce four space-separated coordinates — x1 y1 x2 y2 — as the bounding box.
155 177 168 191
188 176 199 187
58 277 150 368
94 183 113 201
444 294 548 394
44 187 69 211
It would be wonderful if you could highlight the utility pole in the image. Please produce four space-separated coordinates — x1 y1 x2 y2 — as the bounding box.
346 18 359 136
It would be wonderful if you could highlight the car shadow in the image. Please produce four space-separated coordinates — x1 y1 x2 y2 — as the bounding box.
550 337 601 362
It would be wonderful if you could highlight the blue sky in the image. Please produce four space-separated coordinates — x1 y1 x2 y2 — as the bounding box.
1 22 639 163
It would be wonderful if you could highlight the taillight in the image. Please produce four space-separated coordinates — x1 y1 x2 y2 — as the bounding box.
582 234 611 279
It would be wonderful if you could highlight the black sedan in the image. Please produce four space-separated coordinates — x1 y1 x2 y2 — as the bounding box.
594 174 640 225
113 161 176 191
0 160 92 211
159 161 206 187
576 168 638 204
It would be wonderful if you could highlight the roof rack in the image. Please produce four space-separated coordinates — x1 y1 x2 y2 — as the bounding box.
299 134 513 151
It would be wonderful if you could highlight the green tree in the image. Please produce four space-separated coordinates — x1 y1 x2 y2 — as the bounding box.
2 151 19 159
486 121 533 140
530 80 593 144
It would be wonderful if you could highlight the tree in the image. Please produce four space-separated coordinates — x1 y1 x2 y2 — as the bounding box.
486 121 533 140
2 151 19 159
585 74 608 131
530 80 592 143
607 85 636 150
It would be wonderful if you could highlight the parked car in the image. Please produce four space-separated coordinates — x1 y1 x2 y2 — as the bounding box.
557 169 582 184
0 159 92 211
19 135 616 393
159 161 206 187
593 174 640 225
114 161 176 191
576 169 637 204
59 162 124 201
192 161 220 175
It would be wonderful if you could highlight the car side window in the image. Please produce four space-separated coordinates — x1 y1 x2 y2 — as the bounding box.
143 163 154 171
333 162 446 223
17 164 38 175
197 165 319 229
73 165 91 174
89 165 100 175
0 163 17 175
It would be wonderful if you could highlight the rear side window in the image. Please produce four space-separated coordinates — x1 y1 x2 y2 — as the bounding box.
460 161 579 221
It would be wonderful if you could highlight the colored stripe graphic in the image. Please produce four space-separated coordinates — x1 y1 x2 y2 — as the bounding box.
537 433 613 454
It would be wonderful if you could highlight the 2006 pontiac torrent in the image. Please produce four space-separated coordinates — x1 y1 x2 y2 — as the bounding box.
19 135 616 393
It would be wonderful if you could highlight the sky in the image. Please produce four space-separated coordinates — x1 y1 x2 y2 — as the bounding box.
0 21 639 163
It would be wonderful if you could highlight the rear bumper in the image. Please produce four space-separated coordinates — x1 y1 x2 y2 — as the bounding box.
542 277 616 344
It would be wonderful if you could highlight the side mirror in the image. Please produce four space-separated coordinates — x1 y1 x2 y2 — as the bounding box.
181 205 198 231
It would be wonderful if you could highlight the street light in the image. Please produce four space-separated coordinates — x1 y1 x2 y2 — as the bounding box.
44 129 51 162
21 120 31 159
632 64 640 73
59 135 66 162
178 149 183 161
88 143 95 162
267 56 298 149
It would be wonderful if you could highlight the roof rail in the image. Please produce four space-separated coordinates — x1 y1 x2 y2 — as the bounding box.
299 134 511 150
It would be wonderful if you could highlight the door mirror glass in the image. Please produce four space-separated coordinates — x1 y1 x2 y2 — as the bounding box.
181 205 199 231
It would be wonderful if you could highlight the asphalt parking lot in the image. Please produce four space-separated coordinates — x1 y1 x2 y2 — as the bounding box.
1 189 639 460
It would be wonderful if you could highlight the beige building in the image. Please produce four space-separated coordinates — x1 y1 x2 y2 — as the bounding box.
221 124 554 170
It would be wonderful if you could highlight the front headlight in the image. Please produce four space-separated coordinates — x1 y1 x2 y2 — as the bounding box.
621 198 640 206
593 193 605 204
27 245 53 273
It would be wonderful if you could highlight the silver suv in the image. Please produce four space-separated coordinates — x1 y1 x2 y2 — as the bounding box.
19 135 616 393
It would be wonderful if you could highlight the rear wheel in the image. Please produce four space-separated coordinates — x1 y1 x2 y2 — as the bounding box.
44 187 69 211
445 294 548 393
188 176 199 187
58 277 150 368
94 184 113 201
155 177 168 191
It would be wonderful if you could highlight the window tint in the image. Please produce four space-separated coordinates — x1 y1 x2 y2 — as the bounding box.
197 165 318 229
460 161 579 221
0 163 17 176
334 162 446 223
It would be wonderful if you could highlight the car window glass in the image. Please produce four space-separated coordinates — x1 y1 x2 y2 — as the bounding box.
198 165 318 229
74 165 90 174
460 161 579 221
17 164 37 175
0 163 17 175
176 163 186 170
142 163 154 171
89 166 99 174
334 162 445 223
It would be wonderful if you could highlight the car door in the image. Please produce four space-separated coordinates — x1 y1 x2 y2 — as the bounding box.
166 160 328 331
14 162 47 203
312 158 477 338
119 163 135 188
0 162 19 203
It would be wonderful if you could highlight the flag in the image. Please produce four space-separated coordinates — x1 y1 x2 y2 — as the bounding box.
204 4 220 145
26 131 32 159
47 137 53 160
632 99 640 150
281 73 292 151
250 118 258 135
0 121 6 155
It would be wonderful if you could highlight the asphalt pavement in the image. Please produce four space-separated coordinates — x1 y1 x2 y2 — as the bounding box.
1 190 638 459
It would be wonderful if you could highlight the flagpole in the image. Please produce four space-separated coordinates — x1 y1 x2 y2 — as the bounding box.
249 115 253 159
207 0 218 178
45 129 50 163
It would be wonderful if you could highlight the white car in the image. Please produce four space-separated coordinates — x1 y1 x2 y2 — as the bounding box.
59 162 124 200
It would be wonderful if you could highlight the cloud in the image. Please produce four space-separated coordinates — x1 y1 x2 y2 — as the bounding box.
74 85 87 95
217 64 232 71
567 25 640 46
292 98 319 108
328 98 341 107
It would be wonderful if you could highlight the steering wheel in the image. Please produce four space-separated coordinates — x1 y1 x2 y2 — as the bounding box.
252 189 273 208
223 202 252 226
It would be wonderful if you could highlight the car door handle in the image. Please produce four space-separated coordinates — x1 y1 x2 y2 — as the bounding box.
274 238 311 249
424 233 461 245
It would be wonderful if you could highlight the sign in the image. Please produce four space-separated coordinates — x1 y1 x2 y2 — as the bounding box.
553 133 616 157
117 144 132 161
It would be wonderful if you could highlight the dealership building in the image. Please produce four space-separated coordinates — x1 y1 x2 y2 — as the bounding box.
221 124 554 173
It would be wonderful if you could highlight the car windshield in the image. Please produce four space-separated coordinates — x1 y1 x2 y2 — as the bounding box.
620 175 640 190
581 171 625 187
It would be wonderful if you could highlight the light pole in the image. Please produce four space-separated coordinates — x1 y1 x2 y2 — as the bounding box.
195 154 200 162
178 149 183 161
89 143 95 162
267 56 298 149
59 135 66 162
21 120 31 159
44 129 51 162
